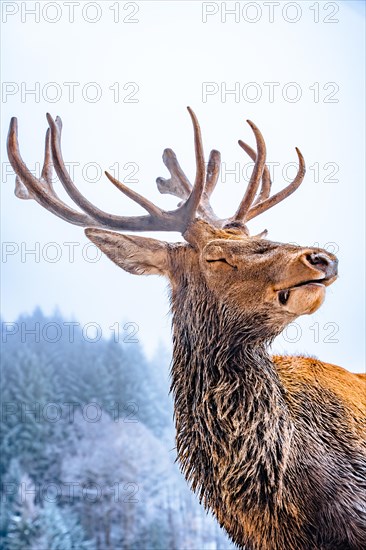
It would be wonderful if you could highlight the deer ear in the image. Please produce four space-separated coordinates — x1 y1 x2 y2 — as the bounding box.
85 228 170 276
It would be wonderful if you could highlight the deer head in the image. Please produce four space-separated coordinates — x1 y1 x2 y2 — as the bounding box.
7 108 338 338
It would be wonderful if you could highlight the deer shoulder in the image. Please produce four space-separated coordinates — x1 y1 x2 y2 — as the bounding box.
274 354 366 436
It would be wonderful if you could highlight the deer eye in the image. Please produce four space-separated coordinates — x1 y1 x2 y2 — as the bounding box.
206 258 237 269
254 246 271 254
207 258 229 265
278 290 290 305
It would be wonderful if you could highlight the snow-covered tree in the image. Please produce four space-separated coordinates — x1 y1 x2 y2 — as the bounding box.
6 473 39 550
1 310 236 549
32 503 95 550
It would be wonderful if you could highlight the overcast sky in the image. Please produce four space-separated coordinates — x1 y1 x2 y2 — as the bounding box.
1 1 365 371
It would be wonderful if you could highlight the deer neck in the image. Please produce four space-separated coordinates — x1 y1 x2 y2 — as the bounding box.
169 275 293 516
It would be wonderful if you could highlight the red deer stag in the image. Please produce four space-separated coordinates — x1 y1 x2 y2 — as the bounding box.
7 109 366 550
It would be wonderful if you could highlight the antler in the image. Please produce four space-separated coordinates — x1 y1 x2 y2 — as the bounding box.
7 108 306 238
223 120 305 227
7 109 209 233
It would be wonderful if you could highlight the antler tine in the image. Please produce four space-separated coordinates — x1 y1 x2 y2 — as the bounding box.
182 107 206 222
233 120 266 223
205 149 221 198
14 176 31 200
15 126 55 200
246 147 306 221
7 117 96 226
238 140 271 204
156 148 191 201
104 171 164 218
40 128 54 187
156 146 219 223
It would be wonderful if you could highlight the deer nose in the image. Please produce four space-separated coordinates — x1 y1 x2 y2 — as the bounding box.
304 252 338 279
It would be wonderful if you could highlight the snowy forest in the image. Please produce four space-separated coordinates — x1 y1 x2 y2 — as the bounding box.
0 309 234 549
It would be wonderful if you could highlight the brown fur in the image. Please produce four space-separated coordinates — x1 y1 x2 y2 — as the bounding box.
85 222 366 550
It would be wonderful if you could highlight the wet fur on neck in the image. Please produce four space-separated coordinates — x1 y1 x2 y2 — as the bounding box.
169 269 366 550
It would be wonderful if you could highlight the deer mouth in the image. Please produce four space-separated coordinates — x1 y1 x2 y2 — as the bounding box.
291 278 326 288
277 276 336 306
279 273 337 292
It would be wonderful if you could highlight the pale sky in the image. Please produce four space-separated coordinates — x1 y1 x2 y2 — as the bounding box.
1 1 365 371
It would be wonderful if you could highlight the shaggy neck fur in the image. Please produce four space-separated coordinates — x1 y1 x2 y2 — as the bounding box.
170 268 295 547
